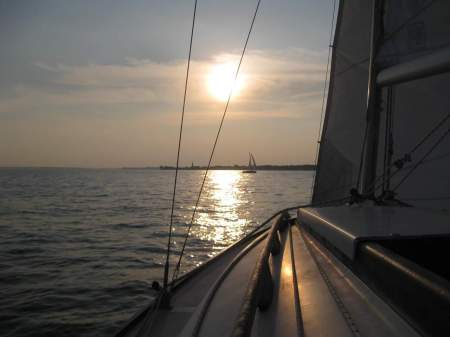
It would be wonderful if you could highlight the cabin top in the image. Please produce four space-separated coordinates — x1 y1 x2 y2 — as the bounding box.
298 205 450 260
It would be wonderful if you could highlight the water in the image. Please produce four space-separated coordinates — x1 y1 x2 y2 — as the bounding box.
0 168 313 337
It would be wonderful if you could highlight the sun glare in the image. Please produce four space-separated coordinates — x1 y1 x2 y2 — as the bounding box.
207 62 245 102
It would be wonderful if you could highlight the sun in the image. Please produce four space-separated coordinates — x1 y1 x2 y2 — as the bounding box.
207 62 245 102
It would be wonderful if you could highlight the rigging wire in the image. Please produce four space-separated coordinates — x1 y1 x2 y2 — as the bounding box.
405 113 450 157
171 0 263 283
365 112 450 196
355 118 370 191
355 0 385 193
136 2 199 335
391 127 450 192
311 0 337 195
335 57 369 77
419 150 450 164
163 0 198 289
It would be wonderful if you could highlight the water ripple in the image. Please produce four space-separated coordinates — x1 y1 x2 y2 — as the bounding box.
0 168 312 337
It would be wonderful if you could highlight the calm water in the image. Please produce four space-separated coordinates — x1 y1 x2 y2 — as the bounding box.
0 168 313 337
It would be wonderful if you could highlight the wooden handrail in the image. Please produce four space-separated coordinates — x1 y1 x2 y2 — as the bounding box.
231 211 290 337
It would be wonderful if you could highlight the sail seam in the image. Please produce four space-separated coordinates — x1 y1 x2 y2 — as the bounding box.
382 0 436 44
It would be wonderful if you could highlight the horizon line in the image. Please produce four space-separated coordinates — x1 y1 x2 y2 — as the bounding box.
0 163 316 170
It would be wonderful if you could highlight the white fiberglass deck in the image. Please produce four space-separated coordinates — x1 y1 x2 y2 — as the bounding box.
116 217 421 337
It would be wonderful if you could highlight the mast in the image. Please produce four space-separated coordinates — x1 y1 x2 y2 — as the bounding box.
359 0 384 196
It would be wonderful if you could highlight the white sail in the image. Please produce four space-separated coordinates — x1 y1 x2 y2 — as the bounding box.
378 1 450 68
245 152 256 171
313 1 374 203
314 0 450 210
375 1 450 209
250 153 256 169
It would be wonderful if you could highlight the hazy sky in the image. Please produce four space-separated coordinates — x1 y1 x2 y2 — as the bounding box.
0 0 335 167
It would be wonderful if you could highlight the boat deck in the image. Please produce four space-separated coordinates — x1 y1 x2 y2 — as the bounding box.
115 208 443 337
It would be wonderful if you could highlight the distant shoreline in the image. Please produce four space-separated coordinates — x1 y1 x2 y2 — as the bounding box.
0 165 316 171
157 164 315 171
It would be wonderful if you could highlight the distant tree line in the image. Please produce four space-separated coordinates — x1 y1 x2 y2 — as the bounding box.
158 164 315 171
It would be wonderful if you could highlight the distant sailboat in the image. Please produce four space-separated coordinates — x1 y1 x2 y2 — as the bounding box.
242 152 256 173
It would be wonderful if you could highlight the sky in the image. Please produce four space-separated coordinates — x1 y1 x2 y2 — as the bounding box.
0 0 335 168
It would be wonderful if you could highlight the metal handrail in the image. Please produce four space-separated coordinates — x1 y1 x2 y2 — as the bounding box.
377 46 450 87
230 211 290 337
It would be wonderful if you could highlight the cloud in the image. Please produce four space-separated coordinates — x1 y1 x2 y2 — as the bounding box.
1 48 328 122
0 48 328 166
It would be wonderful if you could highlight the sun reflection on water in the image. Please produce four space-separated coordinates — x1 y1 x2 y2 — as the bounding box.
192 170 249 250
